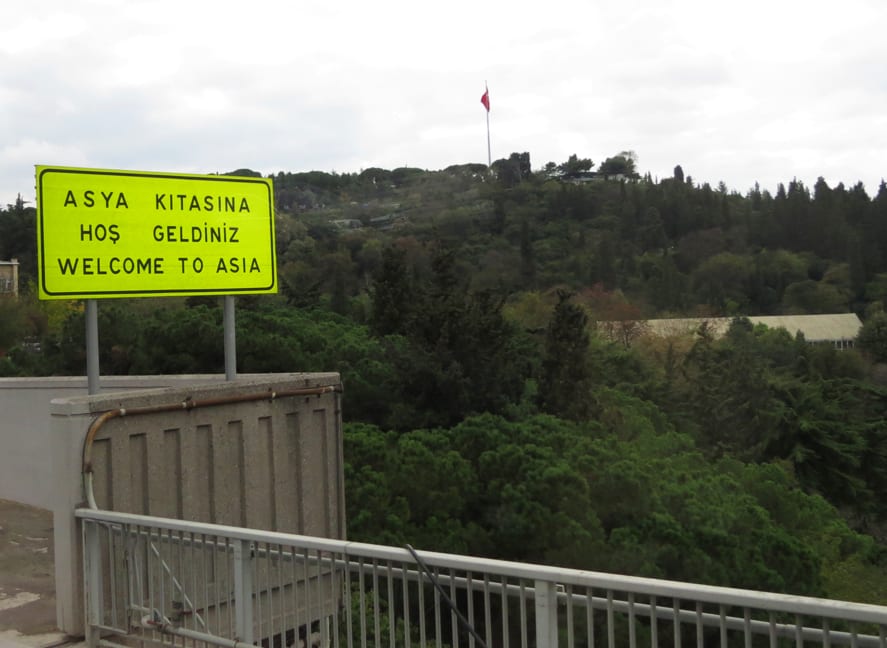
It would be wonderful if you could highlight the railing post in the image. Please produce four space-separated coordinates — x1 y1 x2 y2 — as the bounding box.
535 580 558 648
233 539 254 645
83 521 103 648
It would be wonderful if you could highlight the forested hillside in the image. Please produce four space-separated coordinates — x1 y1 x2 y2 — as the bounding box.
3 155 887 604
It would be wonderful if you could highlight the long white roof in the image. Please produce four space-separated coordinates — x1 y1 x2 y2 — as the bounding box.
644 313 863 342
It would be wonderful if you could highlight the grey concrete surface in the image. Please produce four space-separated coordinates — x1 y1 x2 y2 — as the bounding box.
0 499 82 648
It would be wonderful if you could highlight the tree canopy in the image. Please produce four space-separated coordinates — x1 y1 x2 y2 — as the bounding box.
4 154 887 604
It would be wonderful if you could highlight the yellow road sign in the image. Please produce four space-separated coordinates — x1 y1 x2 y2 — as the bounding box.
36 166 277 299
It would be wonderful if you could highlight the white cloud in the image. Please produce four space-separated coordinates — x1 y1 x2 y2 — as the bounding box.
2 0 886 205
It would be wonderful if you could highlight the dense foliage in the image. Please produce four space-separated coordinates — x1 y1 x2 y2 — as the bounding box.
345 411 887 599
3 157 887 603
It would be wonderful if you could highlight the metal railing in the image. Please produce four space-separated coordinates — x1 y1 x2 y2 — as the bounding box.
78 508 887 648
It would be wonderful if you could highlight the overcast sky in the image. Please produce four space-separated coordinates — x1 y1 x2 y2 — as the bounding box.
3 0 886 208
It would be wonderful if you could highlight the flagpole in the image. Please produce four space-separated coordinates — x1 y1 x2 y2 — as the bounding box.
486 109 491 168
485 81 492 168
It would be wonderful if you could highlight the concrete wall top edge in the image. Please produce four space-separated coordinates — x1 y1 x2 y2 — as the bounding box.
1 373 338 389
1 374 228 392
47 372 341 415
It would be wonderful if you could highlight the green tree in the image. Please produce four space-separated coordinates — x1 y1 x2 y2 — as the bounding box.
782 279 849 313
857 311 887 362
641 253 686 311
538 292 594 420
750 250 808 313
847 231 867 302
373 244 531 429
589 234 618 289
130 304 223 374
557 154 594 178
673 165 685 183
369 246 414 336
519 219 536 288
0 296 27 354
598 151 637 178
491 152 531 187
676 318 782 459
343 410 874 596
765 377 872 510
638 206 667 251
691 253 753 312
0 196 37 282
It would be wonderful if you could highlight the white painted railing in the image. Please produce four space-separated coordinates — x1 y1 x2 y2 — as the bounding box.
78 508 887 648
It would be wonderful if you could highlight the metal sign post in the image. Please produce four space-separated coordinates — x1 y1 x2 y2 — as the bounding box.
85 299 100 394
224 295 236 381
36 165 278 390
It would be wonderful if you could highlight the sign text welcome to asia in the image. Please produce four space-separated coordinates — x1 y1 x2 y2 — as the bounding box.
37 166 277 299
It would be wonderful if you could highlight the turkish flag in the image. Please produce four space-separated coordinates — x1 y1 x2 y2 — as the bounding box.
480 88 490 112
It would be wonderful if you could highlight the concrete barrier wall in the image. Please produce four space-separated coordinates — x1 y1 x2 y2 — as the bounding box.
2 373 345 636
86 375 345 537
0 375 232 509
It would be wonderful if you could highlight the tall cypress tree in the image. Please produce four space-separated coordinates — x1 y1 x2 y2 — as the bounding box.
369 246 413 337
538 291 594 421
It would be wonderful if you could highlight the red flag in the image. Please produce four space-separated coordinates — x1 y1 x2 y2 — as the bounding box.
480 87 490 112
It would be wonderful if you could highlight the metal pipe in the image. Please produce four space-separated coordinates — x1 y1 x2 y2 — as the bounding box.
81 384 341 508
